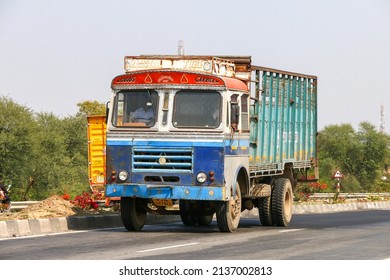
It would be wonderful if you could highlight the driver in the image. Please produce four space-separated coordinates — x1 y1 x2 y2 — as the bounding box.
132 101 155 125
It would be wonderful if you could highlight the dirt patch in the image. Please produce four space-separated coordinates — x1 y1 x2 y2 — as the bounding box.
0 195 116 221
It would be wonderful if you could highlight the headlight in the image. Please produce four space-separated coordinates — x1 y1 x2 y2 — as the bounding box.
196 172 207 183
118 170 129 181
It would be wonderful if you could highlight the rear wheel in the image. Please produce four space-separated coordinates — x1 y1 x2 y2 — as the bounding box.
120 197 147 231
216 182 241 232
271 178 293 227
258 196 273 226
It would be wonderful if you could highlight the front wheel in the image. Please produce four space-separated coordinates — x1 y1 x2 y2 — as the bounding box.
216 182 241 232
195 214 214 226
120 197 147 231
179 200 196 226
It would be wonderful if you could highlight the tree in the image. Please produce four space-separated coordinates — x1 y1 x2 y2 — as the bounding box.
356 122 390 191
77 100 106 117
60 114 90 196
1 98 104 200
0 97 37 199
26 112 90 200
318 122 390 192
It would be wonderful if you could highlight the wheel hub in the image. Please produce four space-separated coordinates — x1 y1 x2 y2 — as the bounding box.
230 193 241 219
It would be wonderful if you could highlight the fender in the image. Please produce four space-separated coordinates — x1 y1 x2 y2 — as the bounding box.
230 164 250 197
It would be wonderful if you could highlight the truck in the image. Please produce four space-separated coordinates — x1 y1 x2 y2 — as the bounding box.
88 55 318 232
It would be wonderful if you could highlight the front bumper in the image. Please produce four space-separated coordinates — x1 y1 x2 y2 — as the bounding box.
106 183 226 201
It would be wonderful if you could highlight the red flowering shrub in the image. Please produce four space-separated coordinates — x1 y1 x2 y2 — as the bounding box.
62 193 71 201
294 181 329 202
308 181 329 192
69 191 104 210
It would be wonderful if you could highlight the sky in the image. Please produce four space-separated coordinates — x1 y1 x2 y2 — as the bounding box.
1 0 390 133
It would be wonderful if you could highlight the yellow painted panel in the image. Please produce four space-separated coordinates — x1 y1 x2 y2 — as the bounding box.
87 115 107 190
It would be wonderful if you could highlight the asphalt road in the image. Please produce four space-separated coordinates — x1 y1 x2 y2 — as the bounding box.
2 209 390 260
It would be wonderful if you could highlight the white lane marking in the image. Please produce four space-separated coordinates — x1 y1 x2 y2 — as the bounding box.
279 228 305 233
137 242 199 253
0 226 127 242
0 230 89 241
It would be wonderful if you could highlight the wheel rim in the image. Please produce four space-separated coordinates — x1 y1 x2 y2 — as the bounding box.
216 181 242 232
284 187 293 218
228 184 241 230
230 191 241 221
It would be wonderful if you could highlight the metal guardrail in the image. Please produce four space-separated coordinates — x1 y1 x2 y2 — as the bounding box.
309 193 390 200
7 200 108 211
9 201 39 210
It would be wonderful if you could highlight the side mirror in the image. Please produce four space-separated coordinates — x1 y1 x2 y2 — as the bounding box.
230 102 239 131
105 101 110 123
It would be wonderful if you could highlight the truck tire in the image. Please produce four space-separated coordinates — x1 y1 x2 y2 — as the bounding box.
258 197 273 226
216 181 241 232
120 197 147 231
195 214 213 226
179 200 196 225
271 178 293 227
180 215 196 225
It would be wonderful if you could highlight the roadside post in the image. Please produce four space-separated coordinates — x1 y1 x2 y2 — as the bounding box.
332 169 343 203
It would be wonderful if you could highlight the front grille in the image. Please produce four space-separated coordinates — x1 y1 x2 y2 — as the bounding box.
133 147 193 172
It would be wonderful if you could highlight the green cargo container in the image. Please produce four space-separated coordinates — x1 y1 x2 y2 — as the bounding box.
249 66 318 178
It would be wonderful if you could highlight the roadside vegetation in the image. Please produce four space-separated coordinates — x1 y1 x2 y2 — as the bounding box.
1 96 390 202
318 122 390 192
0 97 105 200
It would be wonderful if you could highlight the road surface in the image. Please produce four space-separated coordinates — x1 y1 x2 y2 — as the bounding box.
1 209 390 260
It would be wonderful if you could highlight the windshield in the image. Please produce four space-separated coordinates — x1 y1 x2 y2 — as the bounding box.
173 90 221 128
112 90 159 127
